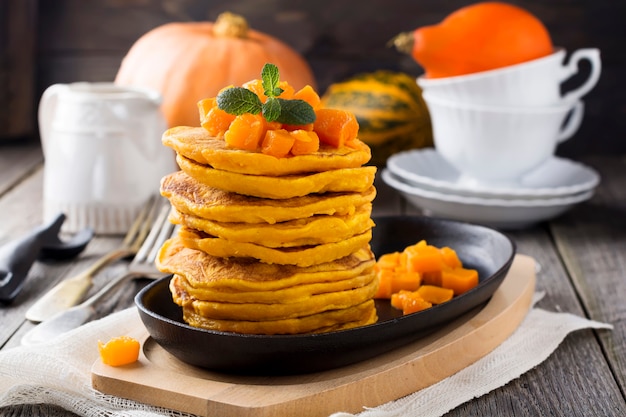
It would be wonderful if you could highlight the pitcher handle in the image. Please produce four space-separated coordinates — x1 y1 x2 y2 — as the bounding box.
561 48 602 103
38 84 68 156
557 101 584 143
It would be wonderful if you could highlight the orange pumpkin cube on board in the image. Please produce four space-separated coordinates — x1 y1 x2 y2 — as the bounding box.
98 336 140 367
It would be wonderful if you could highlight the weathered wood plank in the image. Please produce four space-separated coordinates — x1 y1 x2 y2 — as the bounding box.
550 155 626 394
466 226 625 417
0 0 37 139
0 142 43 196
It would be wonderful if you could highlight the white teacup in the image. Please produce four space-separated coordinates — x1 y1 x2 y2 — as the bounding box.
417 48 601 106
423 92 584 184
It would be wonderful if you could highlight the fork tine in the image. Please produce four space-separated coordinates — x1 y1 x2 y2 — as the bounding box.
121 195 156 248
134 196 163 251
133 200 169 263
146 208 176 263
131 197 166 261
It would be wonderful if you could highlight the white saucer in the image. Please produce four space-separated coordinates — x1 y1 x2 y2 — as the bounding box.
382 169 595 229
387 149 600 199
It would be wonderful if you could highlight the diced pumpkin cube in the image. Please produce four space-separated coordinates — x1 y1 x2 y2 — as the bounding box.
390 290 408 310
313 108 359 148
441 267 479 295
440 246 462 268
417 285 454 304
290 130 320 155
224 113 265 151
198 98 215 122
406 243 444 273
202 106 236 137
261 129 295 158
277 81 295 100
98 336 140 367
391 271 421 293
374 269 395 299
402 295 432 314
391 290 432 314
293 85 321 109
242 79 266 102
377 252 401 271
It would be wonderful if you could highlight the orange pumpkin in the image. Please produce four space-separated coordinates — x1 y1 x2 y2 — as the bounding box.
391 2 553 78
115 12 317 128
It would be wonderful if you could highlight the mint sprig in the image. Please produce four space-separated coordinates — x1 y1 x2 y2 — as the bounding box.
216 87 261 115
217 63 316 125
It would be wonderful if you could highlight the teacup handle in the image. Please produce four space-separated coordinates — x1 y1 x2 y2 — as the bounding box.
38 84 69 156
557 100 585 143
561 48 602 103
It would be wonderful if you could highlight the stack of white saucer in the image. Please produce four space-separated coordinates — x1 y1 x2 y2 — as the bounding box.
382 148 600 229
382 47 602 229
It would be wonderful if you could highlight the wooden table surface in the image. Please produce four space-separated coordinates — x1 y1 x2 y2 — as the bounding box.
1 140 625 417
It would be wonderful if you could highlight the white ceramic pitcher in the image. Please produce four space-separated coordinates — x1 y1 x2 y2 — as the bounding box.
39 82 177 234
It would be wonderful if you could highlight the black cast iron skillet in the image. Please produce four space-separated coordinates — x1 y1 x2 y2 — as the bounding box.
136 215 515 375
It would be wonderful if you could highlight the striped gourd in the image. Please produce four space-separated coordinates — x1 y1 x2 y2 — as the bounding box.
321 71 433 166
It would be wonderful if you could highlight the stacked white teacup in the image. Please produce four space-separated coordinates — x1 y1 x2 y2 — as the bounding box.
417 47 601 186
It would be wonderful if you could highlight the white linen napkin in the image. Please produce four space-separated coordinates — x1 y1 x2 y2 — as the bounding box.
0 293 611 417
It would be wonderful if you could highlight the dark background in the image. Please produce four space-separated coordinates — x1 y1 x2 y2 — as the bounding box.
2 0 625 158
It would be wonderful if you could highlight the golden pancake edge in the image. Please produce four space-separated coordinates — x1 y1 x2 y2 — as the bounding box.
161 170 376 224
162 126 372 176
176 153 377 199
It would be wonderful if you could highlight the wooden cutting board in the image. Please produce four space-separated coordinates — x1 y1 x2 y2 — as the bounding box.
92 254 536 417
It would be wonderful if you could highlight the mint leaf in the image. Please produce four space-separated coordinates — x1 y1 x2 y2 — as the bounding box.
215 63 317 127
261 64 281 98
275 98 316 125
217 87 262 115
262 97 281 122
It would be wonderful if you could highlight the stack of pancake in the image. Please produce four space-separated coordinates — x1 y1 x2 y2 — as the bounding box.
156 125 379 335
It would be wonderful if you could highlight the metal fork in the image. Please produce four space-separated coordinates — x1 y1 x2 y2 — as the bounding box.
21 197 177 346
25 195 161 322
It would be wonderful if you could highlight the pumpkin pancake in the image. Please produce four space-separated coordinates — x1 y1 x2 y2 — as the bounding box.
179 299 378 335
179 226 373 266
171 276 378 321
156 237 376 291
162 126 372 176
169 205 374 248
176 154 377 199
171 270 375 304
161 170 376 224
